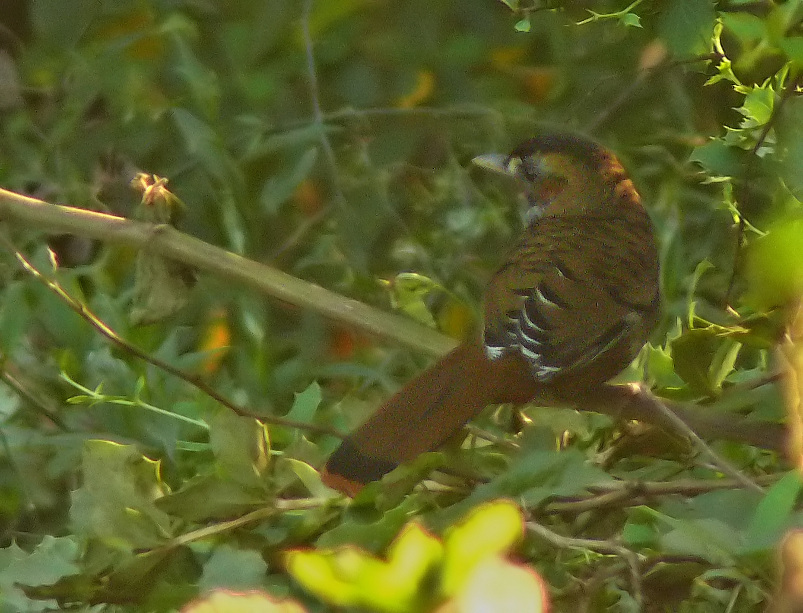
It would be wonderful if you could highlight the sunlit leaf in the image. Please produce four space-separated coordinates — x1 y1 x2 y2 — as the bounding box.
447 557 549 613
182 589 307 613
441 500 523 595
745 217 803 310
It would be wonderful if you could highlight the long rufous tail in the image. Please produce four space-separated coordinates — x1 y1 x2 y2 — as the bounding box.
322 342 539 496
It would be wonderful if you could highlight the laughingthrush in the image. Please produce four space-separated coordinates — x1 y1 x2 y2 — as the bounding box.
323 133 661 496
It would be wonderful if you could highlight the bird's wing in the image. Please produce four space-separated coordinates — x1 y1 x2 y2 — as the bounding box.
483 214 659 383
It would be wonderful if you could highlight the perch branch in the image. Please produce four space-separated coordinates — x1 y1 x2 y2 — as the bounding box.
0 187 457 359
0 188 787 452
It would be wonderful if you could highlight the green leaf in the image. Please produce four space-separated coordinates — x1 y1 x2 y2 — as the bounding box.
689 140 743 177
171 109 227 178
721 12 766 46
129 252 194 325
742 471 803 553
356 523 440 611
643 342 686 389
70 440 173 548
285 381 323 424
385 273 440 328
431 449 611 529
156 474 269 522
780 37 803 67
286 458 333 498
172 108 220 155
173 37 221 118
243 124 339 160
93 548 182 606
671 328 741 396
686 259 715 325
622 518 658 548
285 548 364 609
0 536 80 587
0 282 29 353
660 518 740 566
777 97 803 198
744 216 803 310
386 523 443 588
620 13 642 28
317 496 422 549
199 545 269 592
260 147 319 215
208 407 271 488
30 0 100 48
657 0 715 58
738 83 774 126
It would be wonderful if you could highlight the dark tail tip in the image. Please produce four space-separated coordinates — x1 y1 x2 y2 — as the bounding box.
323 438 399 496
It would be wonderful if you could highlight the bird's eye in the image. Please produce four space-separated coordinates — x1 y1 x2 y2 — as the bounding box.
517 156 545 182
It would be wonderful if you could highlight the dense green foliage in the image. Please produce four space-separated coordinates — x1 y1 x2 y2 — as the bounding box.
1 0 803 611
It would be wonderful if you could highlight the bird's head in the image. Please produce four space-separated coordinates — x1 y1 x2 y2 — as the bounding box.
473 133 638 223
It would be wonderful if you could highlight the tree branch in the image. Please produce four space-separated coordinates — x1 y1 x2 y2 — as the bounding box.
572 384 785 454
0 187 786 453
0 187 457 359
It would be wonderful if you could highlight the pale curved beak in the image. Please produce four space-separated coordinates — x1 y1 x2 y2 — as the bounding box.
471 153 511 176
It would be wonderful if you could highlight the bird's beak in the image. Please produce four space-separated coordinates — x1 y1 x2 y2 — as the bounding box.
471 153 511 176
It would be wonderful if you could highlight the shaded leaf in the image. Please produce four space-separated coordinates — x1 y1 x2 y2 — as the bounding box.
208 407 270 488
199 545 269 592
742 471 803 553
260 148 319 215
69 440 173 549
658 0 715 58
157 474 269 522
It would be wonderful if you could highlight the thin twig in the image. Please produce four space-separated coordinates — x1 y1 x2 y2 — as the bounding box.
628 385 764 493
571 384 785 452
0 352 69 430
576 0 646 26
272 104 502 134
301 0 338 184
272 203 331 259
465 424 520 450
274 0 347 259
585 51 718 135
526 518 644 608
0 232 345 438
154 497 343 552
544 473 781 514
588 473 780 494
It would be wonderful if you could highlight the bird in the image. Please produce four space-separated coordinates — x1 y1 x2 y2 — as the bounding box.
322 132 661 497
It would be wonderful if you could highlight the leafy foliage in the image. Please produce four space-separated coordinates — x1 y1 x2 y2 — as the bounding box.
0 0 802 611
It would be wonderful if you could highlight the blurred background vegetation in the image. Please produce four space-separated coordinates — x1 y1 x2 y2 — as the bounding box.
1 0 802 611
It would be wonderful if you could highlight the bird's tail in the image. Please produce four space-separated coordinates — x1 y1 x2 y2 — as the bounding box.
322 342 538 496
